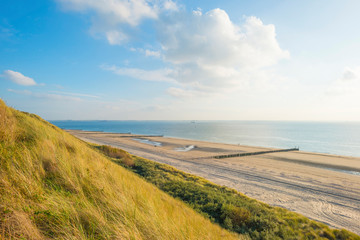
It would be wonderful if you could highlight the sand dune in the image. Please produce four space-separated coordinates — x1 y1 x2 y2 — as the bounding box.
68 130 360 235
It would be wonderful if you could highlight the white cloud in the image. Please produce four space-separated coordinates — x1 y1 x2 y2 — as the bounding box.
128 48 161 57
340 67 359 82
2 70 37 86
155 9 289 95
106 30 128 45
163 0 178 11
58 0 158 26
102 64 175 82
8 89 82 101
57 0 177 45
145 49 161 57
192 8 202 16
326 66 360 96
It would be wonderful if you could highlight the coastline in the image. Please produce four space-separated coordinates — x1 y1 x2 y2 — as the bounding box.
50 120 360 158
67 129 360 173
67 129 360 234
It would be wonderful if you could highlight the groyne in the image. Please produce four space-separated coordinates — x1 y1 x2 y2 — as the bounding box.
213 147 299 159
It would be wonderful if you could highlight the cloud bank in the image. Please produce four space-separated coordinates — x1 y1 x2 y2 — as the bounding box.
158 9 289 95
2 70 37 86
57 0 177 45
58 1 289 97
108 9 289 96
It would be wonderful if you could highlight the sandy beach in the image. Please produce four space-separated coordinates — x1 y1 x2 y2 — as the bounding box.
68 130 360 235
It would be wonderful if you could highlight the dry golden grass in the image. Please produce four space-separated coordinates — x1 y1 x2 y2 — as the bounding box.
96 145 135 167
0 99 242 240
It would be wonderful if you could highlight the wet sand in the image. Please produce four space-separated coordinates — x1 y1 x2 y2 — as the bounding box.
68 130 360 235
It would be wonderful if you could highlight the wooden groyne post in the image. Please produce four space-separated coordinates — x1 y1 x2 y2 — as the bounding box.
213 147 299 159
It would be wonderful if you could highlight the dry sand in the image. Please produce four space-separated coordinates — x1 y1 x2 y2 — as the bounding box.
68 130 360 235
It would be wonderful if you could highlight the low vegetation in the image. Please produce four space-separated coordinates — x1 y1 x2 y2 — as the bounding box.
0 99 241 239
98 145 360 240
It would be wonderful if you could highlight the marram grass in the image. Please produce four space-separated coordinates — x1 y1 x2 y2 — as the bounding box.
0 99 242 240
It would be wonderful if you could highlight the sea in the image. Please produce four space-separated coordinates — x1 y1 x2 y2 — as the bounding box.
49 120 360 158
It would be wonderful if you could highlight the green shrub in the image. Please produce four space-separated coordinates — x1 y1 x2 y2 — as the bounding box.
221 204 251 230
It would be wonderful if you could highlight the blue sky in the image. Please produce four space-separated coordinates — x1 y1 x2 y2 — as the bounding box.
1 0 360 120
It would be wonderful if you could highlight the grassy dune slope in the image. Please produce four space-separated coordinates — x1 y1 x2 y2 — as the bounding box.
97 146 360 240
0 99 241 240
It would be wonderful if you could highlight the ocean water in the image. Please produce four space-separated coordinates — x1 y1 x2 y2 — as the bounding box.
50 120 360 157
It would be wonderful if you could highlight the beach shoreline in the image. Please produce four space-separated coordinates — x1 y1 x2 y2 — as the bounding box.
67 129 360 234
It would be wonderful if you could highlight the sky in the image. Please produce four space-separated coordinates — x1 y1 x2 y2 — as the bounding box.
1 0 360 121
